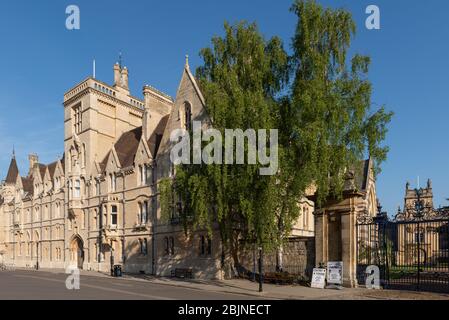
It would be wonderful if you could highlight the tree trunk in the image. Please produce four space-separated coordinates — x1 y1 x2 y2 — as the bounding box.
276 246 284 272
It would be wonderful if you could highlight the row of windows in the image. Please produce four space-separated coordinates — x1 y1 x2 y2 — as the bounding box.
65 165 155 200
13 236 211 262
12 201 153 230
12 203 63 224
16 243 62 261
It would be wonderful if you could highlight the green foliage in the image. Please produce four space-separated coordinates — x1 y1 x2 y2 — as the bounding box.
165 1 393 258
289 0 393 205
176 21 290 250
159 178 173 223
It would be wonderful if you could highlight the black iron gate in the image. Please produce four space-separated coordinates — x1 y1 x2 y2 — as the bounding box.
357 214 449 293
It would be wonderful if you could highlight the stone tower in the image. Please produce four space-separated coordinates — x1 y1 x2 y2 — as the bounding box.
403 179 434 217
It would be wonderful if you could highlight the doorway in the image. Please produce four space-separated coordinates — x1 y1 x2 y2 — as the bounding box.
71 236 84 269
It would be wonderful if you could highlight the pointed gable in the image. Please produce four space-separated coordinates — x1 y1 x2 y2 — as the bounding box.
47 161 58 179
5 157 19 184
38 164 47 180
157 62 210 161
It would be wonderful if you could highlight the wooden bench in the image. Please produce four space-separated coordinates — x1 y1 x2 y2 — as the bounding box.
171 268 194 279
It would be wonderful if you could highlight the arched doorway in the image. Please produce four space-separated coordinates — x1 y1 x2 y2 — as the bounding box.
70 236 84 269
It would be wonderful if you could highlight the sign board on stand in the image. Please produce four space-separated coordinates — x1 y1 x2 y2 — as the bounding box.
327 261 343 288
311 268 326 289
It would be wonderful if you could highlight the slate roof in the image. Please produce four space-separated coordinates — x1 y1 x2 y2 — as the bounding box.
100 115 169 172
5 157 19 184
37 164 47 180
21 177 34 195
47 162 58 179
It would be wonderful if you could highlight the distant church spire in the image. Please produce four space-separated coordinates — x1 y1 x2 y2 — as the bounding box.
12 145 15 159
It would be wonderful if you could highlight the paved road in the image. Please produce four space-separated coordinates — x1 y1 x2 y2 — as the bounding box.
0 270 263 300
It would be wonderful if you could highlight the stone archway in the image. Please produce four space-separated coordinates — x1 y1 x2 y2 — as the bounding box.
70 235 84 269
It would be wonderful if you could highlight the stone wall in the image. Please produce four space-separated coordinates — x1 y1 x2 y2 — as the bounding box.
237 237 315 281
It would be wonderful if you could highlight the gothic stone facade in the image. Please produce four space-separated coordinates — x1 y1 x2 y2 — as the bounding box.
0 60 315 279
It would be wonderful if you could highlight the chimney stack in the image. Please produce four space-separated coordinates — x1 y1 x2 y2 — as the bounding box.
121 67 129 90
28 154 38 174
113 63 121 87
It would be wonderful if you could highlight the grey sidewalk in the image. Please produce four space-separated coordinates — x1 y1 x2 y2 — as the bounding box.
15 267 449 300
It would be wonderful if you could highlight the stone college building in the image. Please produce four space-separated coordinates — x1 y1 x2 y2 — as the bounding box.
0 59 379 285
0 59 318 279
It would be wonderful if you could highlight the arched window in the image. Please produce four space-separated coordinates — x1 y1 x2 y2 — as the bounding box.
110 173 116 192
184 102 192 131
163 237 174 256
143 239 148 256
164 237 169 256
141 201 148 225
169 237 175 255
199 235 212 256
139 239 148 256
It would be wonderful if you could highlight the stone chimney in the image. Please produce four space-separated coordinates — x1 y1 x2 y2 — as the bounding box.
121 67 129 90
113 63 121 87
28 154 38 174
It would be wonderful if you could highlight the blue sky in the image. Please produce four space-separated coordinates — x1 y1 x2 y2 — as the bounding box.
0 0 448 216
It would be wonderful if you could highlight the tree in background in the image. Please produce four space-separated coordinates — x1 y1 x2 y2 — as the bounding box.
289 0 393 206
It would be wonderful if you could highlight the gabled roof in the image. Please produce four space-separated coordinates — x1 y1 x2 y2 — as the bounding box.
100 115 170 172
5 157 19 184
148 114 169 157
47 161 58 179
37 164 47 180
21 177 33 195
114 126 143 168
352 159 371 192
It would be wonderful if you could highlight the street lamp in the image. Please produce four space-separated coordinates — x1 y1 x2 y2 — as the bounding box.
110 239 114 276
35 241 40 270
258 247 263 293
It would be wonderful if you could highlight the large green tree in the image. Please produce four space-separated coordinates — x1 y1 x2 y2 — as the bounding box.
172 21 290 267
165 0 393 272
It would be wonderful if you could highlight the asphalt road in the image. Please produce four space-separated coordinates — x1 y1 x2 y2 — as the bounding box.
0 270 263 300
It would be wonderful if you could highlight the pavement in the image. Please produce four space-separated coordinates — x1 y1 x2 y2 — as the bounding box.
1 268 449 300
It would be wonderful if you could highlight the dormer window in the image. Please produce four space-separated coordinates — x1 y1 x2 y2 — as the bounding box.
110 173 116 192
139 165 152 186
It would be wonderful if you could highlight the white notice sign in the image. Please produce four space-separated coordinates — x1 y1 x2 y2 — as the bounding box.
327 261 343 285
311 268 326 289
